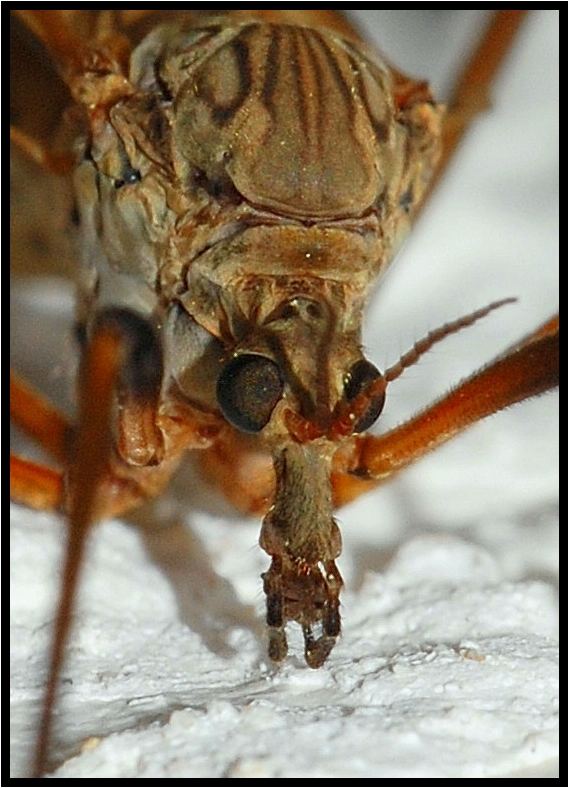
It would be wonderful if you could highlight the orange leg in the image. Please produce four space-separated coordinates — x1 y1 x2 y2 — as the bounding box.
14 10 133 113
28 308 222 777
10 126 74 175
14 10 90 72
10 371 173 523
10 456 64 511
199 430 276 516
30 309 157 777
333 315 559 506
331 471 377 510
14 10 128 76
10 371 72 463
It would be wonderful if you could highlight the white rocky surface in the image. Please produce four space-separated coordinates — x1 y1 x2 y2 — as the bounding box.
10 510 559 779
10 9 558 780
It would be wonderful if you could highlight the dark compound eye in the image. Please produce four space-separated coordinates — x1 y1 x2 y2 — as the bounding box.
344 359 386 433
217 354 284 433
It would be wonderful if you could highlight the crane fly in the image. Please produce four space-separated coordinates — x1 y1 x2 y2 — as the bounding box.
10 9 558 778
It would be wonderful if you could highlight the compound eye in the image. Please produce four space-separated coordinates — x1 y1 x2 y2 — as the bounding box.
344 359 386 433
217 354 284 433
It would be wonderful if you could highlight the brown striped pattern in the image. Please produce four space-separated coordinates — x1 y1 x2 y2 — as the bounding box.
197 34 253 126
173 23 398 218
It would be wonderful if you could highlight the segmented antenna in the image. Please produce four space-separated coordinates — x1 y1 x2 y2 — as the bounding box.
384 298 517 384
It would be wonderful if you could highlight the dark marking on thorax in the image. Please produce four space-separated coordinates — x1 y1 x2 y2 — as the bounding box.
200 27 254 127
261 26 282 119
